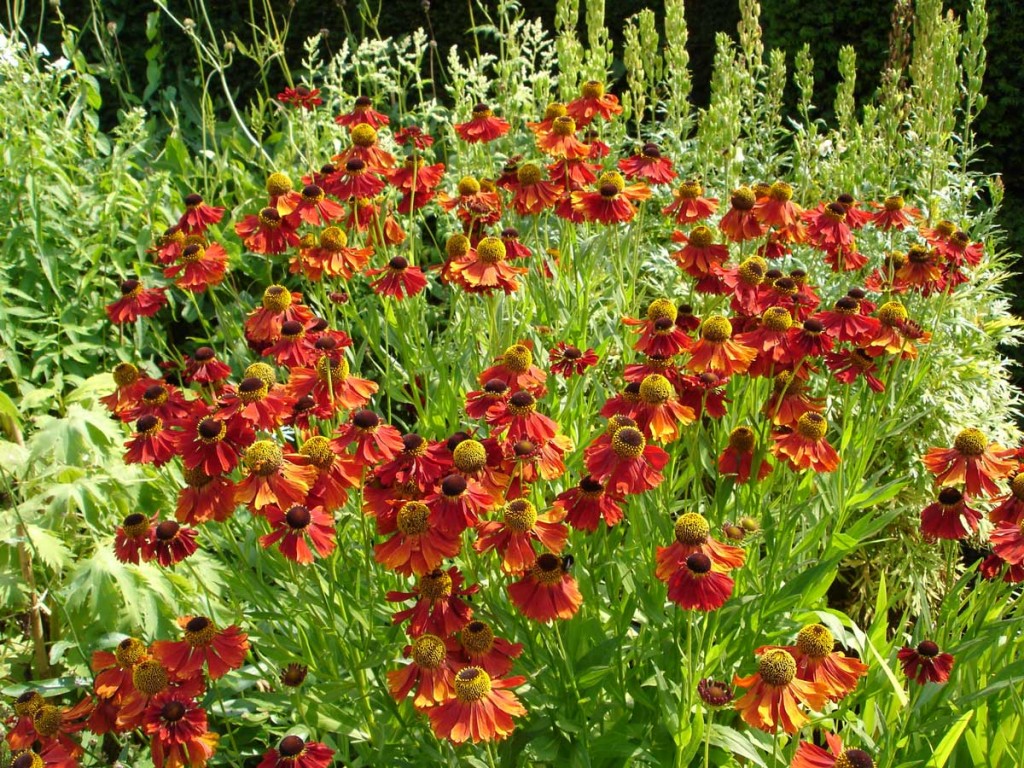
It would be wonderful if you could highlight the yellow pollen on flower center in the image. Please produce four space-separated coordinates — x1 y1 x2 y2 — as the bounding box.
258 207 282 229
552 116 577 136
114 637 148 667
245 362 276 386
410 634 446 669
461 621 495 655
302 184 325 202
477 237 507 264
419 569 453 600
581 80 605 98
503 499 538 532
300 436 336 468
533 553 566 585
611 426 646 459
835 750 875 768
543 102 567 120
796 413 828 441
237 378 269 404
701 315 733 343
350 123 378 147
502 344 533 373
738 257 767 285
639 374 673 405
768 181 794 201
877 301 908 327
687 225 715 249
11 750 44 768
446 233 471 259
731 187 757 210
517 163 543 185
266 172 293 197
32 705 62 738
454 666 492 701
796 624 834 658
320 226 349 250
184 616 217 646
762 306 793 332
181 244 205 263
452 439 487 473
953 428 987 457
315 354 349 383
457 176 481 196
397 501 431 536
674 512 710 545
244 440 284 475
262 285 293 312
14 692 44 718
112 362 140 388
598 171 625 194
884 195 904 211
646 298 678 323
1009 472 1024 500
132 660 170 695
728 426 756 452
758 649 797 686
677 180 703 199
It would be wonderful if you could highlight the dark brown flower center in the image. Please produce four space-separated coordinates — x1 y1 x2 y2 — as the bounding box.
279 735 305 757
155 521 180 540
161 701 186 722
285 505 312 529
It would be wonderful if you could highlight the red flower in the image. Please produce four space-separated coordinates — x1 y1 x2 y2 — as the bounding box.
287 354 378 418
259 504 336 564
151 616 249 681
786 318 835 361
124 414 178 467
373 500 462 576
386 634 459 709
291 226 374 281
654 512 746 583
234 207 300 254
143 520 199 566
585 425 669 495
456 620 523 678
552 475 625 532
333 123 395 172
215 377 291 432
571 171 651 224
235 440 317 513
387 566 479 637
565 80 623 126
671 226 729 278
547 342 598 378
427 667 527 744
279 183 345 226
816 296 881 345
990 520 1024 566
366 256 428 299
733 649 829 733
277 85 323 110
177 193 225 235
662 180 718 223
183 347 232 386
622 299 693 358
508 552 582 622
665 552 734 610
106 279 167 324
804 202 854 251
718 425 772 483
792 732 874 768
448 236 527 295
686 315 757 376
334 409 405 466
114 513 153 564
772 412 841 473
395 125 433 149
176 468 236 525
763 371 824 427
990 470 1024 525
870 194 921 230
922 427 1016 498
920 486 981 541
257 735 334 768
897 640 954 684
478 343 547 395
719 187 766 242
422 473 494 535
336 95 390 128
143 690 219 768
454 103 510 143
244 286 316 344
163 242 229 292
178 412 254 476
618 142 676 185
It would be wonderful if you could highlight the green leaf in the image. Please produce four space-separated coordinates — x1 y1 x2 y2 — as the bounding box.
926 710 973 767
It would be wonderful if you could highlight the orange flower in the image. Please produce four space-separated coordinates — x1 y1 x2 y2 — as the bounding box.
335 95 390 128
510 163 563 215
535 116 590 159
584 424 669 495
759 624 868 701
922 427 1015 498
719 187 766 242
718 426 772 483
671 226 729 278
753 181 803 228
374 500 462 576
387 566 479 637
427 667 527 744
386 634 459 709
654 512 746 583
234 440 317 512
870 194 921 230
662 180 718 223
792 732 875 768
508 553 582 622
448 236 527 295
686 315 757 376
618 142 677 185
733 649 829 733
571 171 650 224
456 620 523 678
772 412 841 473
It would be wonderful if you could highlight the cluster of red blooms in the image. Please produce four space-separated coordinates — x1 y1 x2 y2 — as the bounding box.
90 78 996 760
921 426 1024 583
